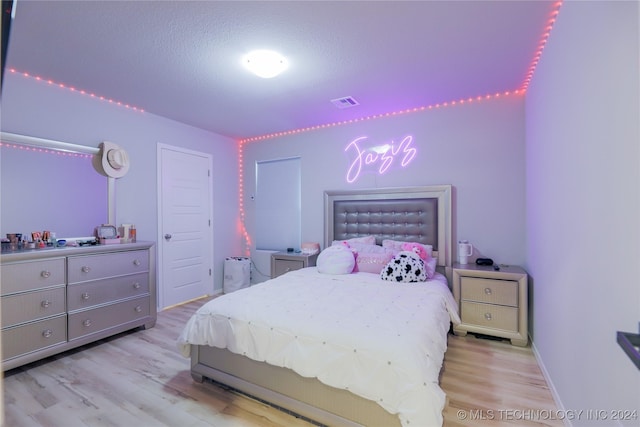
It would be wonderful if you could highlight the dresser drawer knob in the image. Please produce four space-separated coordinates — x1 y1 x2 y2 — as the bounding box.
484 313 492 321
134 305 142 313
81 266 91 273
133 259 141 266
41 300 51 308
42 329 53 338
484 287 492 295
133 282 141 289
40 270 51 278
83 319 92 327
81 293 90 300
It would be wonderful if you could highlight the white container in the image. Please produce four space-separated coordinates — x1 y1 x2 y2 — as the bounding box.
223 257 251 293
458 240 473 264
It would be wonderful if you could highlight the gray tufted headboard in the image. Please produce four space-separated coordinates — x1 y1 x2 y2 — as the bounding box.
324 186 452 270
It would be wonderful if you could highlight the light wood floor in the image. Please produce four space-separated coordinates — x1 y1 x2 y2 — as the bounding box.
3 297 561 427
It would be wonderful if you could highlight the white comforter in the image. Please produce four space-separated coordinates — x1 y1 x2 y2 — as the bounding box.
177 267 460 427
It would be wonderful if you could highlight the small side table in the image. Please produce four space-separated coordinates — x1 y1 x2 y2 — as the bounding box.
452 263 528 346
270 251 318 278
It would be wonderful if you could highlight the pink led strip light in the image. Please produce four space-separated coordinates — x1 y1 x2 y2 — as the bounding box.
7 68 145 113
521 1 563 91
237 141 252 254
240 89 525 144
239 1 562 144
0 142 93 158
237 0 563 252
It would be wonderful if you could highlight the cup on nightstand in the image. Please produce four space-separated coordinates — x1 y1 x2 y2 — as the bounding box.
458 240 473 264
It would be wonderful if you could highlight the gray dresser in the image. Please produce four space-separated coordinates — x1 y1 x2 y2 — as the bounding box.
1 241 156 370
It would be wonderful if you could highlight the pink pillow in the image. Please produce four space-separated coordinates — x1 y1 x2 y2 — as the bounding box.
340 242 395 255
356 252 393 274
382 239 433 257
424 256 437 279
332 235 376 246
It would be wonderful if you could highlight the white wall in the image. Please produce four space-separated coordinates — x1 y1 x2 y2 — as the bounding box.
242 94 527 279
0 72 240 293
526 1 640 424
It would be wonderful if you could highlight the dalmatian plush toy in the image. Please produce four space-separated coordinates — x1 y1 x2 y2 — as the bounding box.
380 242 428 283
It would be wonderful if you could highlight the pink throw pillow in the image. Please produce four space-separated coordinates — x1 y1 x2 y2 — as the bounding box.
356 252 393 274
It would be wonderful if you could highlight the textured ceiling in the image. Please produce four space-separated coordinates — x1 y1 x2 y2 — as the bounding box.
4 1 559 140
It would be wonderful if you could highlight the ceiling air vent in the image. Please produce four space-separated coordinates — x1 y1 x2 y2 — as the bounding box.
330 96 360 109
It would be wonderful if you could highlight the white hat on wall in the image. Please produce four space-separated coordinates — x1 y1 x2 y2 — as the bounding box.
93 141 130 178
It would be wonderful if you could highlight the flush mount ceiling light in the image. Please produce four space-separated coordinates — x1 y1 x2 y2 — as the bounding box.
242 50 288 78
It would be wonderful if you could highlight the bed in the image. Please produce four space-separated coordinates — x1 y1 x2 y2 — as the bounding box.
177 186 459 427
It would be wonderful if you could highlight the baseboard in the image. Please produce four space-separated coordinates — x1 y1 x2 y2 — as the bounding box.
531 336 628 427
530 338 570 427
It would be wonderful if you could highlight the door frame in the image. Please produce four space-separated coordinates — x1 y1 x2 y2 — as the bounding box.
156 143 214 310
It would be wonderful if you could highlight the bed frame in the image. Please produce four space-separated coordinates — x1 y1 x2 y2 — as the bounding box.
190 185 453 427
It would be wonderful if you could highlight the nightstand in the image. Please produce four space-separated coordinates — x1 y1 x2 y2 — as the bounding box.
452 263 528 346
271 252 318 278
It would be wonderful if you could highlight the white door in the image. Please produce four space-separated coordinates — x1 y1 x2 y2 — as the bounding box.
157 144 213 309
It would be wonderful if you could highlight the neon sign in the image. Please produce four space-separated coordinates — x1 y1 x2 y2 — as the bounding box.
344 135 417 183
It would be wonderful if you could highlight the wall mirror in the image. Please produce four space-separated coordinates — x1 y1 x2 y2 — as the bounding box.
1 133 109 239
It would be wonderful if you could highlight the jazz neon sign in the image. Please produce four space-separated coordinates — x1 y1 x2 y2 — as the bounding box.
344 135 417 183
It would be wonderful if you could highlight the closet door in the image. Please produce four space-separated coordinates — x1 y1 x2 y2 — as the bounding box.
255 157 301 251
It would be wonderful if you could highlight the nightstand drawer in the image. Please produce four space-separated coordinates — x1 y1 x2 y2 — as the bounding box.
460 277 518 307
274 259 305 277
461 301 518 332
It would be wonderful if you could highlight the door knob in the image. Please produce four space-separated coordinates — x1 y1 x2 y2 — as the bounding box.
164 234 172 240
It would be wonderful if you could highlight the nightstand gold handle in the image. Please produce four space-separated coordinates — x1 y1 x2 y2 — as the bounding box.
484 287 492 295
484 313 492 321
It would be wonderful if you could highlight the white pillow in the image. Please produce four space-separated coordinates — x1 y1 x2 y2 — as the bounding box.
316 245 355 275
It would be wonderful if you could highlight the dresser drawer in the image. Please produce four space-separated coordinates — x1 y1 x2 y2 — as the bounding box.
2 314 67 361
68 296 150 340
460 277 518 307
1 258 66 295
67 273 149 311
1 286 66 327
461 301 518 332
68 250 149 284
